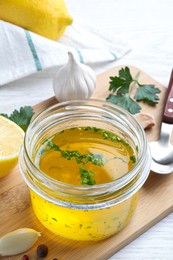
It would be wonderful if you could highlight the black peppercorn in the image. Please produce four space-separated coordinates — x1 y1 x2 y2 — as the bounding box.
37 244 48 258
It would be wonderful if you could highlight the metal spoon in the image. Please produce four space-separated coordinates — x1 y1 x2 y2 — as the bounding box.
149 69 173 174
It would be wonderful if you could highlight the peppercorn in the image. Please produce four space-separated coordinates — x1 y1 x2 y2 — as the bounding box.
37 244 48 258
22 255 29 260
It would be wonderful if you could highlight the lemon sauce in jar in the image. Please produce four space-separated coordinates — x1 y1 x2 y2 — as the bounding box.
19 100 151 241
37 127 136 185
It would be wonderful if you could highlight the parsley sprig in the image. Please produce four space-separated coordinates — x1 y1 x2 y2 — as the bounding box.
0 106 34 132
106 67 161 114
47 141 104 185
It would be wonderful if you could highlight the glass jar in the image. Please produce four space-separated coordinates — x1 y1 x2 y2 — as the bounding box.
19 99 151 241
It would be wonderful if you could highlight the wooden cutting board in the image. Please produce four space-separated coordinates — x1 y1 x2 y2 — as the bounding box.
0 66 173 260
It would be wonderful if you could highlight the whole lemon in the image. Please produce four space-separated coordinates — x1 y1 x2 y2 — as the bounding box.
0 0 73 40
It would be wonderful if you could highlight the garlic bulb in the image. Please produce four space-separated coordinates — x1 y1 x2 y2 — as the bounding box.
53 52 96 102
0 228 41 256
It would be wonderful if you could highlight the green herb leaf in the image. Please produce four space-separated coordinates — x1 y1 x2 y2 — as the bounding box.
130 155 136 163
106 94 141 114
107 66 161 114
47 141 105 185
109 67 133 93
0 106 34 132
80 168 96 185
134 84 161 104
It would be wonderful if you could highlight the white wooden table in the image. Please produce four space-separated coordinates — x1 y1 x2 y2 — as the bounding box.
0 0 173 259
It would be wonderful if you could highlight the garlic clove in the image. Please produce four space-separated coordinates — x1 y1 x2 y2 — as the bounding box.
134 113 155 130
53 52 96 102
0 228 41 256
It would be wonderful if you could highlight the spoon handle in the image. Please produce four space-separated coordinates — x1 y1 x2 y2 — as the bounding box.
163 69 173 124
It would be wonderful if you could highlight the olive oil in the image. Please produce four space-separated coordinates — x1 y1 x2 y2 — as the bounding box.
32 127 138 240
20 100 150 241
36 127 136 185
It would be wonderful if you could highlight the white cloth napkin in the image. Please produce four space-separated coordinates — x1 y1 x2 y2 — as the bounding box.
0 20 131 86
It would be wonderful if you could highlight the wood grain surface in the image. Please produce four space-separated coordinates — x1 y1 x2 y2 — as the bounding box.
0 66 172 260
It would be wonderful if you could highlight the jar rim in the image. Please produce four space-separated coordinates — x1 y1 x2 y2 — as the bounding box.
19 99 151 207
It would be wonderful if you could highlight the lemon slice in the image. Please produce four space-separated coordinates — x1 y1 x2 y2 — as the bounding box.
0 116 24 178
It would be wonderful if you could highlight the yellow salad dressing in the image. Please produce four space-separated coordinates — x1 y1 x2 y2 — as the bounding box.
37 127 136 185
30 189 138 240
31 126 138 240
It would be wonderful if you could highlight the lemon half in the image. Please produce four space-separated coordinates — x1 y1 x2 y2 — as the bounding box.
0 116 24 178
